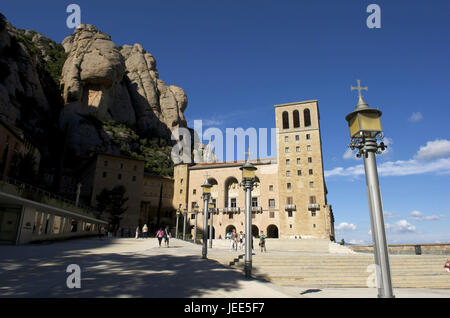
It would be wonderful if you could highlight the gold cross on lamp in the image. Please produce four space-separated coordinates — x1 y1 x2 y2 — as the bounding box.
244 147 254 162
351 79 368 100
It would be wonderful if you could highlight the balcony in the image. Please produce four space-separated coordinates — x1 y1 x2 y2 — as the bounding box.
251 206 263 213
209 207 219 214
308 203 320 210
223 207 240 213
284 204 296 211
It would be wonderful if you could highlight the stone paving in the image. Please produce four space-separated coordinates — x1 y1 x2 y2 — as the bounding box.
0 237 449 298
0 237 292 298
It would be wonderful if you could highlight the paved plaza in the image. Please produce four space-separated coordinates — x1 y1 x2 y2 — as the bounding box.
0 237 449 298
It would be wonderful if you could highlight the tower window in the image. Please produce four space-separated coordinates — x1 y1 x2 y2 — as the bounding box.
309 181 314 188
282 111 289 129
293 110 300 128
307 145 312 152
308 157 312 163
286 159 290 165
286 170 291 177
306 134 311 140
287 183 292 190
309 169 313 175
296 146 300 152
285 136 289 142
269 185 274 191
288 212 293 218
285 147 290 153
297 170 302 176
296 135 300 141
304 108 311 127
297 158 301 164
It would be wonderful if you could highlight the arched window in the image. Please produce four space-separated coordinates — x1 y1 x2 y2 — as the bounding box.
304 108 311 127
293 110 300 128
282 111 289 129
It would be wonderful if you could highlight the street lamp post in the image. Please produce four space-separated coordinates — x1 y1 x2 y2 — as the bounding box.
240 161 257 278
209 201 214 248
75 183 82 206
193 204 199 243
346 79 394 298
201 179 212 259
175 208 180 239
183 208 188 241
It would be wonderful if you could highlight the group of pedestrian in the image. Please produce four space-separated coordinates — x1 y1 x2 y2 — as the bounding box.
135 224 149 239
225 229 267 252
156 226 171 248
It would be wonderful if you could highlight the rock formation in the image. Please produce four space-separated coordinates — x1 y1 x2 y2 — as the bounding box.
59 24 188 156
0 15 191 176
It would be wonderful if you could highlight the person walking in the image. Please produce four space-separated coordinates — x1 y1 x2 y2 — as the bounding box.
238 231 244 250
230 229 238 251
135 226 140 239
142 224 148 239
259 230 267 253
164 226 171 248
156 228 164 247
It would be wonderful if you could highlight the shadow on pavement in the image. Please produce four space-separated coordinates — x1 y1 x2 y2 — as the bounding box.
0 239 253 298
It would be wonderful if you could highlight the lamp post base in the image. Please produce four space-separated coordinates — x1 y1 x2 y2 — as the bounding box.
244 261 252 278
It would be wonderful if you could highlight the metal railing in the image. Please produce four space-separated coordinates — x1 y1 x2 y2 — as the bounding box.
307 203 320 210
284 204 297 211
0 175 101 217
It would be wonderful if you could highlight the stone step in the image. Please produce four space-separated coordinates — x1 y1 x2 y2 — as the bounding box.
269 280 450 288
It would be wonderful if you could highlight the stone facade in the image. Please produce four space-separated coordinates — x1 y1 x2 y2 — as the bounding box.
141 174 175 232
174 100 335 240
0 120 41 180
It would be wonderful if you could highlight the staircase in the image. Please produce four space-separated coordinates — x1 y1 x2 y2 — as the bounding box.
227 253 450 288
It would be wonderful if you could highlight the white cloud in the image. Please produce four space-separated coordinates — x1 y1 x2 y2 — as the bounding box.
409 210 446 222
327 139 450 179
343 148 358 160
388 220 416 233
414 139 450 161
335 222 357 231
384 211 400 219
325 157 450 178
408 112 423 122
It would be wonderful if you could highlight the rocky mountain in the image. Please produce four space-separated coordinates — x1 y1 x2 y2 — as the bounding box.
60 24 188 157
0 14 191 177
0 15 65 161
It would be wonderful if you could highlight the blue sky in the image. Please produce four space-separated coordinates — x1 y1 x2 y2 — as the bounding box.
2 0 450 244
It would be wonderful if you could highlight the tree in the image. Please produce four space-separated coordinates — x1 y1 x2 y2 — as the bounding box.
96 185 128 228
340 238 345 246
8 151 38 185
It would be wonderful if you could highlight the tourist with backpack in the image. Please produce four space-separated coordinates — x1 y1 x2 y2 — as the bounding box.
259 230 267 252
156 228 164 247
164 226 171 248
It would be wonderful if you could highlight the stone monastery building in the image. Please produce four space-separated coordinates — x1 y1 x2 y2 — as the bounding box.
173 100 335 240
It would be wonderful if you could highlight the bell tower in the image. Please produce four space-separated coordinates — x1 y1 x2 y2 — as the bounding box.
274 100 334 239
